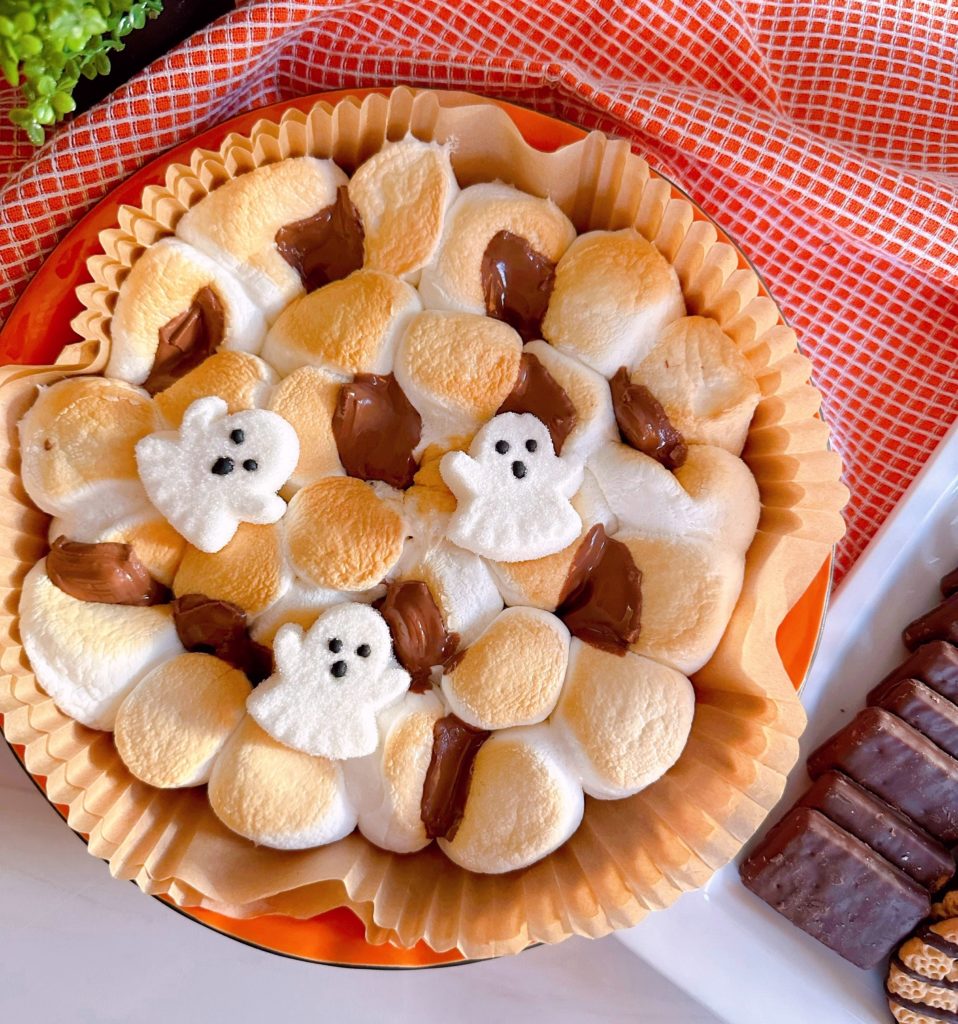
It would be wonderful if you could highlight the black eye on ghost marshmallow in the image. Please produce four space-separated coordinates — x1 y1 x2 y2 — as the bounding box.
356 644 371 658
328 638 343 653
495 440 510 454
230 429 245 444
242 459 258 472
525 439 538 452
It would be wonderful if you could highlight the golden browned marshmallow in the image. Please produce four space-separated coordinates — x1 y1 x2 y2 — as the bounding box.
394 310 522 448
284 477 406 591
552 640 695 799
114 652 250 788
18 376 160 521
152 351 277 427
260 270 421 378
441 607 570 730
418 182 575 313
107 237 267 386
438 725 583 873
541 229 686 377
77 509 187 587
175 156 348 320
173 522 290 616
347 138 458 283
344 689 446 854
617 531 745 675
267 365 343 491
208 716 356 850
631 316 760 455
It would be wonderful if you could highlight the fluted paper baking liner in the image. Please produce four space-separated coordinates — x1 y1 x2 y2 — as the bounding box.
0 88 847 959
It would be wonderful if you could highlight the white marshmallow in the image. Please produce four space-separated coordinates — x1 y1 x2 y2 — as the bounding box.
247 603 409 760
135 396 299 553
587 441 759 555
19 561 184 731
344 689 445 854
522 340 617 462
440 413 583 562
249 578 384 647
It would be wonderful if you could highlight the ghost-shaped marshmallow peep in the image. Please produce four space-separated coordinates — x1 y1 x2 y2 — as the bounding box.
248 603 410 760
439 412 583 562
135 396 299 553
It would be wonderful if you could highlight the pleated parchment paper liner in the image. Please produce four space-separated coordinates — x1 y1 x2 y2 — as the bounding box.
0 88 848 959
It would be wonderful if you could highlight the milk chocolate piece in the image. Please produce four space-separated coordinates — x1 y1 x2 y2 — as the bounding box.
942 565 958 598
47 536 168 606
797 771 953 891
480 230 556 342
868 642 958 705
172 593 272 684
873 678 958 760
740 806 929 969
376 580 458 691
496 352 577 454
807 707 958 844
144 285 224 394
420 714 490 840
275 185 365 293
332 373 421 489
610 368 687 470
556 524 642 655
903 593 958 651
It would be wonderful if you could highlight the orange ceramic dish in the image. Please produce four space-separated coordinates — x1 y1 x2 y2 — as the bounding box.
0 89 830 968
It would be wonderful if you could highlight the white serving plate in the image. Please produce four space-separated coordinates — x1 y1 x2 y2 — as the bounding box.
617 420 958 1024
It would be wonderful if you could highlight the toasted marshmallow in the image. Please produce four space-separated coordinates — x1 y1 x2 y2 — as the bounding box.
266 366 344 491
173 522 291 616
208 716 357 850
552 640 695 798
438 725 583 873
631 316 759 455
261 270 421 378
284 477 406 591
70 508 187 587
394 311 522 449
418 182 575 314
348 138 458 283
587 442 759 555
541 229 685 376
617 532 745 674
19 377 160 521
522 340 617 462
344 689 445 853
488 469 615 611
107 238 266 386
136 397 299 553
250 578 381 647
441 607 570 730
19 560 183 730
152 351 276 428
398 540 502 648
248 603 409 760
114 653 250 788
440 413 583 562
175 156 348 320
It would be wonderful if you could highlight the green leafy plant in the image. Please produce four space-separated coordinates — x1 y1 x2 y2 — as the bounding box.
0 0 163 145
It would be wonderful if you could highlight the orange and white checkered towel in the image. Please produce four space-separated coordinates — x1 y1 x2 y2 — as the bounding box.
0 0 955 581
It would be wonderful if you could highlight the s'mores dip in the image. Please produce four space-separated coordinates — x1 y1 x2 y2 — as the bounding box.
0 90 847 957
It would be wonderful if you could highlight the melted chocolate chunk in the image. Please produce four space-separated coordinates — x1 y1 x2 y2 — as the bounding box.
610 367 687 470
420 714 490 840
375 580 458 690
556 524 642 655
496 352 578 454
144 285 225 395
902 592 958 650
47 536 168 606
480 230 557 342
332 373 421 489
172 594 272 684
275 186 365 293
942 565 958 598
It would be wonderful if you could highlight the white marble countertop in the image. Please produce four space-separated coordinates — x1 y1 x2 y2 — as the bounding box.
0 740 720 1023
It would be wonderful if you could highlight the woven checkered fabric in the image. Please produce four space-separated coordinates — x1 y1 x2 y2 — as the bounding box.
1 0 955 580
